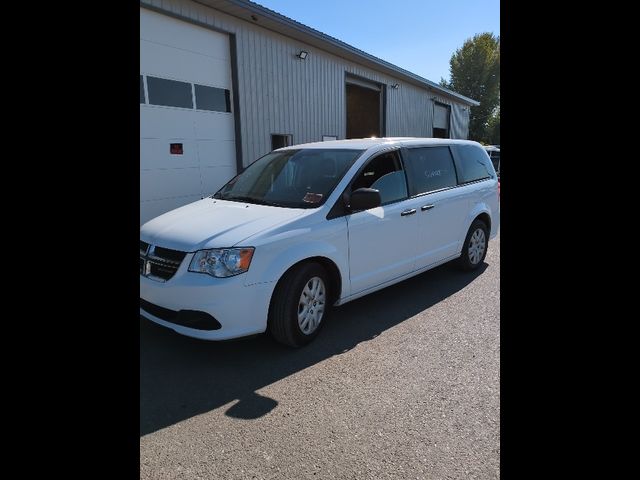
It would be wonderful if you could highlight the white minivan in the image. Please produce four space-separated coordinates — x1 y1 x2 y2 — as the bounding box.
140 138 499 347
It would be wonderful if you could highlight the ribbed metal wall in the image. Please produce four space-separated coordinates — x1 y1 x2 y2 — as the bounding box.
450 103 469 139
141 0 471 166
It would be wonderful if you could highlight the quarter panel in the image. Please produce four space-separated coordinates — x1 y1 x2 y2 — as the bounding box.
465 178 499 238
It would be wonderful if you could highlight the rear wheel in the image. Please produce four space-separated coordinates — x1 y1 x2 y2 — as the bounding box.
269 262 329 347
457 220 489 271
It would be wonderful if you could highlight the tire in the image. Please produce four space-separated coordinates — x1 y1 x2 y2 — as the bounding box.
457 219 489 271
268 262 330 347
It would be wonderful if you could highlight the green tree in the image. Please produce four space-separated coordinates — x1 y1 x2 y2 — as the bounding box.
486 107 500 145
440 33 500 142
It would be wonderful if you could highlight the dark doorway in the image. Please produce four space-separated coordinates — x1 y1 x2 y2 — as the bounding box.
433 127 448 138
432 102 451 138
271 134 292 150
346 82 381 139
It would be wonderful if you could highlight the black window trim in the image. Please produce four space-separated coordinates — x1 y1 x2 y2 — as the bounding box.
397 144 495 200
326 144 497 219
326 147 409 220
406 176 493 200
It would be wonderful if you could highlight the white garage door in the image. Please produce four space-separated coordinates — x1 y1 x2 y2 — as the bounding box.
140 8 237 224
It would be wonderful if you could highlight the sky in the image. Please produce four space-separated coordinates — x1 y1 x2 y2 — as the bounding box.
255 0 500 83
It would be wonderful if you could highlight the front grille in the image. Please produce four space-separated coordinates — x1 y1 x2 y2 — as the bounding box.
140 243 187 281
149 261 179 279
154 246 185 263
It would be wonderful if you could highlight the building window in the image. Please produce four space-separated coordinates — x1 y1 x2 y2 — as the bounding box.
271 134 293 150
140 75 145 104
195 85 231 112
146 76 193 109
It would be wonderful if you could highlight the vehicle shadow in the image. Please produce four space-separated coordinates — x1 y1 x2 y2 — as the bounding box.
140 262 488 436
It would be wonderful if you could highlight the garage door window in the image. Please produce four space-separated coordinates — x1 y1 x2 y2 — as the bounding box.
147 76 193 109
140 75 145 104
404 147 458 195
195 85 231 113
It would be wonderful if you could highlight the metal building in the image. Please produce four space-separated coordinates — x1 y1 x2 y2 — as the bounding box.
140 0 479 223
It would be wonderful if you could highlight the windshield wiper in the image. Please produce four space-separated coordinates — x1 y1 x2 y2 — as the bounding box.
222 195 277 206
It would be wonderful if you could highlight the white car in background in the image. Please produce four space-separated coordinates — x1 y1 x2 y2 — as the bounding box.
140 138 499 347
484 145 500 177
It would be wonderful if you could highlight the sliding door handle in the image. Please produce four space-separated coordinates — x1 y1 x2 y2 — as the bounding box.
421 204 435 211
400 208 417 216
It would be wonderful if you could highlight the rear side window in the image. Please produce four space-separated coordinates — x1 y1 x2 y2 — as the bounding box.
404 146 458 195
454 145 495 183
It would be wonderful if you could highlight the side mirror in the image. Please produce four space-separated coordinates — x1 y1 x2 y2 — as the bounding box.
349 188 381 211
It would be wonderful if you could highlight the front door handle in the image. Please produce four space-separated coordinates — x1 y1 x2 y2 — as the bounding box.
401 208 417 216
421 204 435 211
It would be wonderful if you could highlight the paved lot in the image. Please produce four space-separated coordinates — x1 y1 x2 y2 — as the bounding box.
140 234 500 479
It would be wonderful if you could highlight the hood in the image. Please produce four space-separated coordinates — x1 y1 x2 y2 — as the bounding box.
140 198 307 252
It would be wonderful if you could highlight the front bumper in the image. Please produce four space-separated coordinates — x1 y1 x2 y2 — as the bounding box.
140 259 275 340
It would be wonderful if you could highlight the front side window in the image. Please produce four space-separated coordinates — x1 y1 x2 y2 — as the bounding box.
214 149 364 208
454 145 495 183
350 151 408 205
404 146 458 195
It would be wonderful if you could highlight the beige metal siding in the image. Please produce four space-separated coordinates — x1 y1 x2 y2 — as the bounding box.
450 103 470 139
141 0 471 166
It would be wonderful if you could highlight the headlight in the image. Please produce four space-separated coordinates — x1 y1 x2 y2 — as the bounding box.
188 247 255 278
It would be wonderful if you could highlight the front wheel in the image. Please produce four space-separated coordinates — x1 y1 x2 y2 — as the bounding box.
269 263 330 347
457 220 489 271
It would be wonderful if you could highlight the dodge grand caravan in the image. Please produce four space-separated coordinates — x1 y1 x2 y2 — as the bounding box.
140 138 500 347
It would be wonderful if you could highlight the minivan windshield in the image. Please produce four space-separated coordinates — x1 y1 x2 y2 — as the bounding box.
214 148 364 208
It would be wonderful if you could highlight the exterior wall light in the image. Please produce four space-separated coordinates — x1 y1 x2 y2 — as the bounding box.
297 50 308 60
391 83 399 89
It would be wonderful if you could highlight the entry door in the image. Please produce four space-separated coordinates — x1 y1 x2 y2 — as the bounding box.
346 150 421 295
